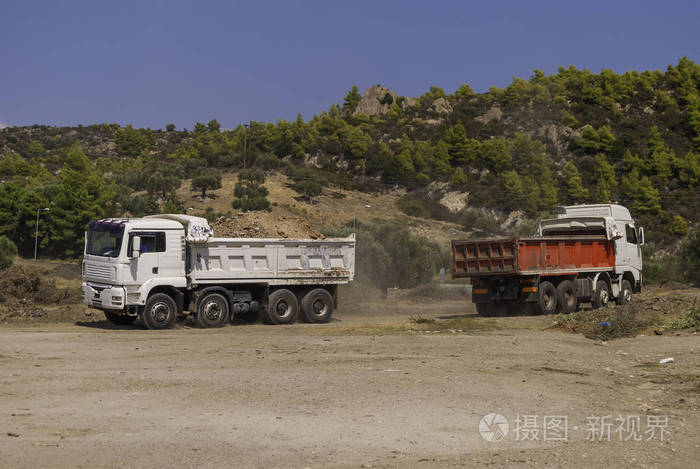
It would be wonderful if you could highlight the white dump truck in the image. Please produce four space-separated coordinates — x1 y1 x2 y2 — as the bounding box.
81 215 355 329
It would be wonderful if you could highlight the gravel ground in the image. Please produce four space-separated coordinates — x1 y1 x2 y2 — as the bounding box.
0 300 698 468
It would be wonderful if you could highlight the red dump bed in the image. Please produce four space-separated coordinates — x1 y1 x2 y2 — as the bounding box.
452 236 614 277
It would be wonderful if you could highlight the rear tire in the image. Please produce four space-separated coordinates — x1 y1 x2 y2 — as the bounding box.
265 289 298 325
300 288 334 323
537 281 557 315
142 293 177 330
104 311 136 326
556 280 577 314
196 293 230 328
476 303 494 317
591 280 610 309
617 280 632 305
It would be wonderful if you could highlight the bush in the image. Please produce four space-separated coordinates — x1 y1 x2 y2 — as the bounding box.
678 225 700 284
664 301 700 330
0 236 18 269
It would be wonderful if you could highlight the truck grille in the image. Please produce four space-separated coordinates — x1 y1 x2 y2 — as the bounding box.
85 263 111 282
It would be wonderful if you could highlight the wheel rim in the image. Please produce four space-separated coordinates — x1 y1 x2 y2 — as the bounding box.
544 292 554 310
312 298 328 317
600 290 609 306
624 289 632 302
276 300 291 318
565 291 574 307
151 302 171 323
203 300 222 321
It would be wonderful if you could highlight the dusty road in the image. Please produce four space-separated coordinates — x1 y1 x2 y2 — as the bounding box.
1 304 698 468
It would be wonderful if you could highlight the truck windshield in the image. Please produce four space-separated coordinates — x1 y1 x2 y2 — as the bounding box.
86 221 125 257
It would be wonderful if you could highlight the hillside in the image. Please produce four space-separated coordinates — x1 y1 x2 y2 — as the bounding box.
0 58 699 272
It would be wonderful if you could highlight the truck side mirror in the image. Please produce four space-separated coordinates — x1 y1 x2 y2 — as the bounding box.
131 236 141 258
638 227 644 246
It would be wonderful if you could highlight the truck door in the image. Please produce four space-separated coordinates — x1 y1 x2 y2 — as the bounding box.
624 224 642 272
128 232 166 285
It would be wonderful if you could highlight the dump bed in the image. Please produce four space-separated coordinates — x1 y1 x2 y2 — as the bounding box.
188 236 355 285
452 236 614 277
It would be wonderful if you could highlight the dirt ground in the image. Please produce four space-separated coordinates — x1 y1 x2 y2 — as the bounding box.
1 292 698 468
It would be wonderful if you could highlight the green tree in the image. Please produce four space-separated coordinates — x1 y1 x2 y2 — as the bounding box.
562 161 589 204
449 167 467 186
148 170 181 199
46 144 115 258
621 169 662 214
342 85 362 113
166 123 176 132
191 168 222 198
592 154 617 202
455 83 475 100
115 124 154 156
233 169 271 211
668 215 688 235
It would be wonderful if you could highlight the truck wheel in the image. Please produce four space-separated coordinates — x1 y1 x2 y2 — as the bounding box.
300 288 334 323
142 293 177 330
556 280 577 314
537 281 557 315
591 281 610 309
196 293 230 328
476 303 494 317
266 289 298 325
104 311 136 326
617 280 632 305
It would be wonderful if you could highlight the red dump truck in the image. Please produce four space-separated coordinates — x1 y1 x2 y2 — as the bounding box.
452 204 644 316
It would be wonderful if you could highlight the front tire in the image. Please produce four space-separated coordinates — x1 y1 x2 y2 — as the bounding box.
265 289 298 325
591 280 611 309
617 280 632 305
300 288 334 323
104 311 136 326
142 293 177 330
196 293 230 328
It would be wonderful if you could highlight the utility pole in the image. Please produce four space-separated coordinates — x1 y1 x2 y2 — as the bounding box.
243 122 250 169
34 207 50 259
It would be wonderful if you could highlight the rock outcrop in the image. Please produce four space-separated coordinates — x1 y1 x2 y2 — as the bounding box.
353 85 398 117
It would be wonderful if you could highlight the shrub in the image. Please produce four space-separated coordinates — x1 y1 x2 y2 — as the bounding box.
0 236 18 269
678 225 700 284
664 301 700 330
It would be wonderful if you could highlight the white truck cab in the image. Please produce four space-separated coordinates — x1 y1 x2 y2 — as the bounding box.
538 204 644 298
82 216 355 329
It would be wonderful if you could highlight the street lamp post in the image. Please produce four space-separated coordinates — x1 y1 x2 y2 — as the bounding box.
34 207 50 259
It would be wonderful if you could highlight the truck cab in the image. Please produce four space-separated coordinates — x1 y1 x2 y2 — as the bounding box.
82 218 187 312
538 204 644 293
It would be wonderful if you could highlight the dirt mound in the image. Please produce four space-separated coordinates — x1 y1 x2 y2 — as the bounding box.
211 211 323 239
0 265 79 320
552 288 699 340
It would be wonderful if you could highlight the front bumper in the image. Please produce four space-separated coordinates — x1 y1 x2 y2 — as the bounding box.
82 282 126 310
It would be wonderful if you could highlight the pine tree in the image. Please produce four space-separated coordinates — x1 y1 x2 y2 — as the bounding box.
342 85 362 113
562 161 589 204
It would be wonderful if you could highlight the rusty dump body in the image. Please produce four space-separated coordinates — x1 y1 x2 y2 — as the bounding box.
452 236 615 278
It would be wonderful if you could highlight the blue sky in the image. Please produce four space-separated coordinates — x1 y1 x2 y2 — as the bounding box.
0 0 698 129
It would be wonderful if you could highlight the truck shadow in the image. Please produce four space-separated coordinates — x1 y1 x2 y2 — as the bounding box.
74 319 144 330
